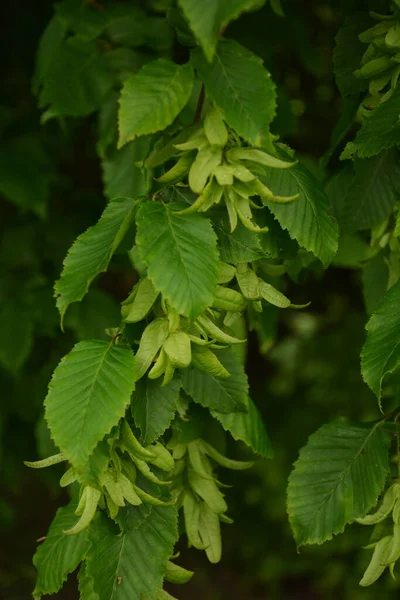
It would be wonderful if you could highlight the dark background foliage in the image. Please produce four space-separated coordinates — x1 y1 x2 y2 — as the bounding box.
0 1 396 598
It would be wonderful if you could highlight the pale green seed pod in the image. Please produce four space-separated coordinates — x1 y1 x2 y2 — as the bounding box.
204 106 228 147
187 440 214 480
386 23 400 48
188 468 228 514
148 442 175 472
102 472 126 507
223 187 238 233
148 347 167 379
251 178 299 204
258 280 291 308
226 147 296 169
212 285 247 312
65 487 101 535
24 453 67 469
121 421 157 461
134 317 170 381
131 454 171 485
119 473 143 506
354 56 393 79
183 490 206 549
124 278 159 323
163 331 192 368
235 195 268 233
196 313 246 345
199 440 253 470
356 484 397 525
213 164 234 186
359 21 392 44
164 561 194 584
217 262 236 284
59 467 78 488
133 484 175 506
236 264 261 300
191 346 230 378
198 503 222 564
359 535 393 586
188 146 223 194
156 152 195 183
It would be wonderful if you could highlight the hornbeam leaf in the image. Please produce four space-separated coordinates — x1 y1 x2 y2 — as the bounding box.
118 59 194 147
55 197 137 323
287 421 390 546
211 397 273 458
33 502 90 596
191 40 276 145
136 201 219 319
261 161 339 267
131 376 181 446
78 564 99 600
179 0 263 62
182 348 248 413
86 507 178 600
45 341 135 470
362 281 400 402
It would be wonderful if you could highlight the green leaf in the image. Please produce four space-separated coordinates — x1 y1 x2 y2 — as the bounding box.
211 397 273 458
0 303 33 373
79 563 99 600
118 60 194 147
178 0 262 61
191 39 276 145
55 0 109 42
182 348 248 413
33 15 66 94
45 341 135 470
102 139 149 201
341 151 400 231
55 197 137 322
333 13 371 96
213 212 263 263
287 421 390 546
136 201 219 319
261 161 339 267
33 502 90 596
86 507 178 600
38 38 115 117
131 376 181 446
348 89 400 158
362 281 400 401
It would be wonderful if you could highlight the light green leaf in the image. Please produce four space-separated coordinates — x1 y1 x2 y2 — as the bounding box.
341 150 400 231
182 348 248 413
136 201 219 319
55 197 137 322
261 161 339 267
131 376 181 445
287 421 390 546
178 0 263 62
348 88 400 158
102 139 149 200
38 37 115 117
362 281 400 401
191 39 276 145
118 60 194 147
33 502 90 596
45 341 135 470
86 507 178 600
78 563 99 600
211 397 273 458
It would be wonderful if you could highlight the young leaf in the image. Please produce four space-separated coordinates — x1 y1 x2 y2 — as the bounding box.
362 281 400 401
211 397 273 458
191 40 276 146
136 201 219 319
182 348 248 413
341 151 400 231
45 341 135 470
178 0 262 62
118 60 194 147
55 197 137 323
33 502 90 596
287 421 390 546
261 161 339 267
348 88 400 159
131 376 181 446
86 507 178 600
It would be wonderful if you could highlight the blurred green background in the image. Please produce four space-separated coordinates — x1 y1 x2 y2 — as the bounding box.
0 1 397 598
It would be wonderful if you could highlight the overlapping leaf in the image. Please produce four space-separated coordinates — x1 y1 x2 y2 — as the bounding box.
213 213 264 263
178 0 262 61
192 40 276 145
45 341 135 469
33 502 90 596
131 376 181 446
118 60 194 147
182 348 248 413
55 197 137 322
261 161 339 267
211 397 273 458
136 201 219 319
102 139 149 200
86 507 178 600
287 421 390 546
362 280 400 401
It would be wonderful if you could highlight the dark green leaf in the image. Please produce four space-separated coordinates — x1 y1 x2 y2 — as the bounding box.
213 213 263 263
287 421 390 546
333 13 371 96
102 139 149 201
